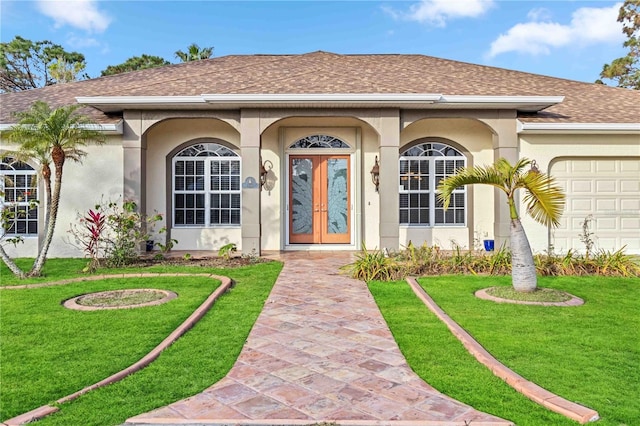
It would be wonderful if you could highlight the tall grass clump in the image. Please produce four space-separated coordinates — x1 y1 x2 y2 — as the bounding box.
344 241 639 281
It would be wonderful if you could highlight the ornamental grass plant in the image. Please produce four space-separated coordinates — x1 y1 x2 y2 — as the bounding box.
344 241 640 281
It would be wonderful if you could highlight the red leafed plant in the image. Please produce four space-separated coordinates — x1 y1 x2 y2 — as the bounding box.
79 209 106 272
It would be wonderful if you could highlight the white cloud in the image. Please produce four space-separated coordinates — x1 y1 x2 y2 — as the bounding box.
36 0 111 33
66 34 100 49
383 0 494 27
527 8 552 22
488 3 624 58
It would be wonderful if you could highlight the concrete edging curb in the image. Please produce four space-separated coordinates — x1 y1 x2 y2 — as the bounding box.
406 277 599 424
3 273 233 426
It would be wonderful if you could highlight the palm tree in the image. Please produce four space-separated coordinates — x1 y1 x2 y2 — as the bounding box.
175 43 213 62
438 158 565 292
1 101 105 277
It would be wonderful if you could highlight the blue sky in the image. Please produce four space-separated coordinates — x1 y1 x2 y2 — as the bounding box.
0 1 627 84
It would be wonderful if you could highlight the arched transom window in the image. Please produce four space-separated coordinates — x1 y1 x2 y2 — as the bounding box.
1 156 38 235
172 143 241 226
289 134 351 149
399 142 466 226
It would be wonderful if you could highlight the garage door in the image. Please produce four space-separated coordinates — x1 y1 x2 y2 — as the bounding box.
551 158 640 255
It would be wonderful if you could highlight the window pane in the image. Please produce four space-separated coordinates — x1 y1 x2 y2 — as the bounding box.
231 194 240 208
400 209 408 224
435 209 444 224
409 209 419 224
231 176 240 190
186 210 194 224
211 210 220 224
196 210 205 224
175 176 185 191
399 194 408 208
175 161 185 175
230 210 240 224
420 209 429 224
175 210 184 224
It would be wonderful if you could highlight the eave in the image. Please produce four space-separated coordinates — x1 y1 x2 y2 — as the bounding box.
0 121 124 135
517 121 640 134
75 94 564 113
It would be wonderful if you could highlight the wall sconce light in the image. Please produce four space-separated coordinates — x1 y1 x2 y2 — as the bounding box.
260 159 273 190
370 155 380 192
530 159 540 174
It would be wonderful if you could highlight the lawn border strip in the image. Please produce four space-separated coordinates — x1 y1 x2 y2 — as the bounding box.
405 277 600 425
3 273 233 426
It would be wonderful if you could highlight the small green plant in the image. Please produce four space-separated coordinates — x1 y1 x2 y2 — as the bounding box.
154 227 178 257
183 253 192 261
579 215 595 258
218 243 237 260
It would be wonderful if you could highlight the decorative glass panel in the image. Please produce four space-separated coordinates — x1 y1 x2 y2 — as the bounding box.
290 134 350 149
291 158 313 235
326 158 348 234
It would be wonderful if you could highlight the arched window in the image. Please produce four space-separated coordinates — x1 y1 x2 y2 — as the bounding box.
172 143 241 226
1 156 38 235
289 134 351 149
399 142 466 226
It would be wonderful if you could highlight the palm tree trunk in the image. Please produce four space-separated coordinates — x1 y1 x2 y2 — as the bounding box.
510 218 537 292
0 244 26 279
29 151 64 277
41 163 52 234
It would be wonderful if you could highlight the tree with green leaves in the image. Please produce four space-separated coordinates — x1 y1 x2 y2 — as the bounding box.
438 158 565 292
0 36 87 92
100 54 170 76
1 101 105 278
599 0 640 89
175 43 214 62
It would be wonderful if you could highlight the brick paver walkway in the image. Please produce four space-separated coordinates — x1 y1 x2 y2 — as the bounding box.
126 251 511 425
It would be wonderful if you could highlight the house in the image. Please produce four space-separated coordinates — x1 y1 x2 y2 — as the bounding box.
1 51 639 257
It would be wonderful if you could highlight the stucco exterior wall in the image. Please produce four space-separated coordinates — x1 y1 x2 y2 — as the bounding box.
519 133 640 253
1 136 123 259
145 117 241 252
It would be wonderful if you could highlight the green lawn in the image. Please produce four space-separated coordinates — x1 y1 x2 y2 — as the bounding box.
369 276 640 426
0 259 282 425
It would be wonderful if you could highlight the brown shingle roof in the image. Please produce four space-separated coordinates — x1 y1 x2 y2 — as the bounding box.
1 51 639 124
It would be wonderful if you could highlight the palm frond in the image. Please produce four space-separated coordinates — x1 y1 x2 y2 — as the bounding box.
437 163 507 209
521 170 566 227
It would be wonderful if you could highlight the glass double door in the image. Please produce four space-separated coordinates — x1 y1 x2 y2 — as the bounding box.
289 155 350 244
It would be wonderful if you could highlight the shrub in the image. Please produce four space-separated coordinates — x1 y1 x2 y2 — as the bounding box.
69 199 163 269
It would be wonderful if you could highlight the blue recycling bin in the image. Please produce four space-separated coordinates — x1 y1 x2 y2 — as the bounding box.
483 239 495 252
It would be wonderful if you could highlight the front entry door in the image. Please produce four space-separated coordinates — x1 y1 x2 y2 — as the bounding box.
289 155 350 244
